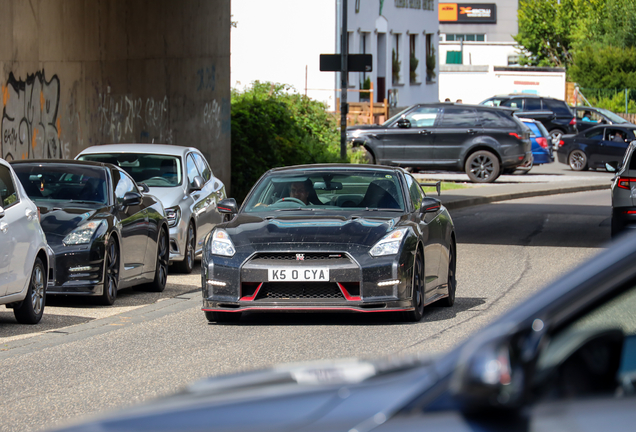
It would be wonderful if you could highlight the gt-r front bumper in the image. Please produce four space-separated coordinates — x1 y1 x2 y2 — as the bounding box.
201 247 415 314
46 243 106 296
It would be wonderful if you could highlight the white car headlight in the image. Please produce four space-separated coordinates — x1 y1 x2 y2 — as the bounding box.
210 229 236 257
165 206 181 228
369 228 408 257
63 220 105 245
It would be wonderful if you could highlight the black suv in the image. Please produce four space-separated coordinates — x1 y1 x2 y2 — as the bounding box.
480 94 577 145
346 103 532 183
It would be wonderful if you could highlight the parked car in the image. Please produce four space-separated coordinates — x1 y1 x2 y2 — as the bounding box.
76 144 226 274
347 103 532 183
607 142 636 237
572 105 634 134
480 94 577 145
11 160 169 305
507 118 554 174
52 220 636 432
202 164 456 323
0 159 54 324
556 124 636 171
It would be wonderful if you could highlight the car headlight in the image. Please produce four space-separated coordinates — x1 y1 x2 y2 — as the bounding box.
210 229 236 257
369 228 408 257
63 220 105 245
165 206 181 228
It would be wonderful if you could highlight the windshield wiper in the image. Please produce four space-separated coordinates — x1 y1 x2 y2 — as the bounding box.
274 207 318 212
366 208 403 212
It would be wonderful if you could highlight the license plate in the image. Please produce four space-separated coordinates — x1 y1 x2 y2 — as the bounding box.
268 267 329 282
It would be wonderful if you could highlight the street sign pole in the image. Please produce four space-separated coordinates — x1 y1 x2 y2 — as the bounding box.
340 0 348 160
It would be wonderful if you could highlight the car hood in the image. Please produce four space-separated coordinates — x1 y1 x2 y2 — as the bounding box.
224 212 404 248
53 355 438 432
38 203 109 246
147 186 185 208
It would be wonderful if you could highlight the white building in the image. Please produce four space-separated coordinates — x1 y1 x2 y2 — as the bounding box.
342 0 439 107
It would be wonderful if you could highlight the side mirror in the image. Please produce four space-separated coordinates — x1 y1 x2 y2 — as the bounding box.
421 197 441 213
606 161 620 172
190 176 204 192
218 198 238 215
138 183 150 193
397 117 411 129
0 206 4 219
122 191 142 207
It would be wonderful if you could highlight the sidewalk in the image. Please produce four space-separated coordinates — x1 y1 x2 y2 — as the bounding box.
415 175 612 211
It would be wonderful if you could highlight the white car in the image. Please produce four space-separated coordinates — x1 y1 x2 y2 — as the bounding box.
0 159 54 324
76 144 226 273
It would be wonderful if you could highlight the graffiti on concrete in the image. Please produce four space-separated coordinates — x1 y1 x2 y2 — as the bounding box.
196 65 216 92
203 98 231 141
1 71 62 160
97 93 173 144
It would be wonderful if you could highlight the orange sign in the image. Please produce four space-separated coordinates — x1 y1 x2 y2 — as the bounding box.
439 3 458 22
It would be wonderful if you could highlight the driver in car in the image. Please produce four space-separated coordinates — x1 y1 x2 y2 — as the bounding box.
289 181 310 205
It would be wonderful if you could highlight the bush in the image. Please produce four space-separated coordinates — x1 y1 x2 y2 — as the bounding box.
231 82 346 202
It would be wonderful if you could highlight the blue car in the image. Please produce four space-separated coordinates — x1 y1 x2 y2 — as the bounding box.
510 118 553 173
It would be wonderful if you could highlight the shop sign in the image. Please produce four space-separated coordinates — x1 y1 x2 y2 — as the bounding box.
439 3 497 23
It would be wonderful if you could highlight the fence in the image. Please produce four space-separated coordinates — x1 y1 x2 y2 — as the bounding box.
334 82 390 126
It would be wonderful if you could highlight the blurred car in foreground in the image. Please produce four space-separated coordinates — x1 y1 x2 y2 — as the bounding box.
556 124 636 171
52 220 636 432
508 118 554 174
76 144 226 274
203 164 456 323
0 159 53 324
573 106 634 134
347 103 532 183
11 160 169 305
607 142 636 237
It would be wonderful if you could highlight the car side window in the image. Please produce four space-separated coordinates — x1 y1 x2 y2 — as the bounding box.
398 107 440 128
186 154 201 186
585 129 604 140
501 98 522 109
524 98 542 111
0 166 18 209
114 171 138 204
405 174 424 211
192 152 212 182
439 107 479 128
542 99 572 116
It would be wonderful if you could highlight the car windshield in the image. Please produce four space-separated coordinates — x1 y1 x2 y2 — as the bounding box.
243 170 406 212
12 163 109 205
382 107 412 126
78 153 182 187
596 108 629 124
480 97 507 106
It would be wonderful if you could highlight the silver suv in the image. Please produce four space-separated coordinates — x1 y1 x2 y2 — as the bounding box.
608 141 636 237
0 159 54 323
76 144 226 273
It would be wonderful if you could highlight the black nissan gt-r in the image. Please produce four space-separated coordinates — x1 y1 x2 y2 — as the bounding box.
11 160 170 306
201 164 456 322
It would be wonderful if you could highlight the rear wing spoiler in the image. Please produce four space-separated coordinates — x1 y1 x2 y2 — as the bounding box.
419 181 441 196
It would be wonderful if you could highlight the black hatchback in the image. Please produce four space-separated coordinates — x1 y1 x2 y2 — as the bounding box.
346 103 531 183
480 94 577 145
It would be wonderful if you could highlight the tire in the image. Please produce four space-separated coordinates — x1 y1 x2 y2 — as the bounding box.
465 150 500 183
568 149 588 171
549 129 565 148
98 237 119 306
205 311 242 323
14 257 46 324
173 222 195 274
439 242 456 307
147 227 169 292
403 250 425 322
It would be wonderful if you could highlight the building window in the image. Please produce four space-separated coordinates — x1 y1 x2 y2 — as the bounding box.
426 33 436 82
409 34 419 83
444 34 486 42
392 33 402 84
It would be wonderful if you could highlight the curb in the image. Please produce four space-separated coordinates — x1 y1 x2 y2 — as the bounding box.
441 182 611 211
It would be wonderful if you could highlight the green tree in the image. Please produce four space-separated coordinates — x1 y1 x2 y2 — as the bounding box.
569 45 636 88
230 82 343 202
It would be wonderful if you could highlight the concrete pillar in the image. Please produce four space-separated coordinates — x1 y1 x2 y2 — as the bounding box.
0 0 231 189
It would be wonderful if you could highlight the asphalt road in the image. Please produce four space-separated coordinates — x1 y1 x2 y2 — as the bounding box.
0 190 612 432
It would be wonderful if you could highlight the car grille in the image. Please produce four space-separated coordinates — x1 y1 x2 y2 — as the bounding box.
253 252 349 261
255 282 345 300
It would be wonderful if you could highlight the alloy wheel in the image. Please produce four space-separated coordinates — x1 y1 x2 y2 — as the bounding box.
31 263 45 315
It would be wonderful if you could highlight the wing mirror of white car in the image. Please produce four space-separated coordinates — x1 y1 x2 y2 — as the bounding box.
606 161 620 172
138 183 150 193
0 206 4 219
190 176 204 192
